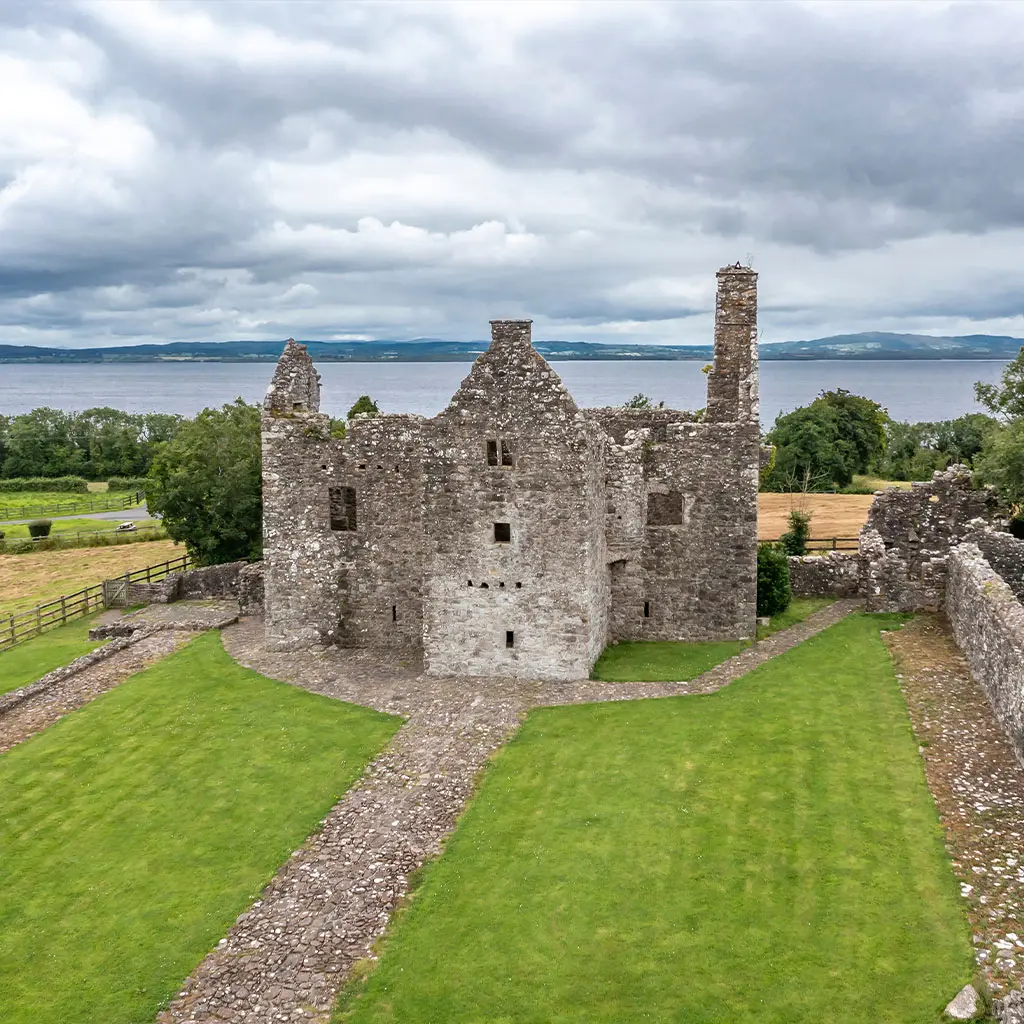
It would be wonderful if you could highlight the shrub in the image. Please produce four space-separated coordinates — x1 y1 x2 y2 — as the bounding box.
27 519 52 539
757 543 791 617
779 510 812 556
0 476 89 493
106 477 148 492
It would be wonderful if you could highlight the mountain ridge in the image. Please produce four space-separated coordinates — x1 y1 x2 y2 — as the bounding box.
0 332 1021 363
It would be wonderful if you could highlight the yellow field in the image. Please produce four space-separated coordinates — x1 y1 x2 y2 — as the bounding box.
758 492 877 540
0 540 181 616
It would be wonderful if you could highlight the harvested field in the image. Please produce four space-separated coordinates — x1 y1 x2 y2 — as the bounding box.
0 540 180 616
758 492 875 541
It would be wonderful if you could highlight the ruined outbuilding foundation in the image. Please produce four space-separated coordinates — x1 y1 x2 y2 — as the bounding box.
261 265 760 681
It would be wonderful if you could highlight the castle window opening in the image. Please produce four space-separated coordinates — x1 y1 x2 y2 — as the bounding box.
494 522 511 543
501 440 514 466
515 582 522 589
487 440 499 466
648 492 683 526
487 438 514 467
506 630 515 648
644 601 650 618
328 486 357 531
499 581 505 588
467 579 473 587
480 582 489 589
392 604 397 622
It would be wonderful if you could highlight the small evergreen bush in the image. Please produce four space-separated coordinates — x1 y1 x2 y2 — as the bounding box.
27 519 52 539
757 542 791 617
779 510 812 556
0 477 89 493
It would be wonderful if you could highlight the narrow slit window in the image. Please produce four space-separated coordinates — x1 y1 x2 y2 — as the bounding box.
392 604 397 622
500 440 514 466
506 630 515 649
328 485 357 531
643 601 650 618
486 439 499 466
494 522 511 543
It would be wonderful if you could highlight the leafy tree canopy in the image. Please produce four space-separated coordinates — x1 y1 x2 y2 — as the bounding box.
146 399 262 566
348 395 381 419
975 348 1024 421
623 394 665 410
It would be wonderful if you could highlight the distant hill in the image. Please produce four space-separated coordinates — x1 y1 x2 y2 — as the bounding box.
0 332 1021 363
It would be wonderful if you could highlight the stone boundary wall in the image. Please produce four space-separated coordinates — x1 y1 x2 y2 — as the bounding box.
975 530 1024 603
127 561 248 605
946 542 1024 765
0 614 239 718
787 552 861 598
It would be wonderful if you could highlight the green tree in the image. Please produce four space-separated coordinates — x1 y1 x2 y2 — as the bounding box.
816 389 888 475
975 348 1024 421
779 509 812 556
1 408 83 478
756 543 791 617
146 399 262 565
975 420 1024 508
348 395 381 419
623 394 664 410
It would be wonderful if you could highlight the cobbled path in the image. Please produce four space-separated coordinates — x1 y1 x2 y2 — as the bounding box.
887 616 1024 1001
159 598 860 1023
0 630 191 754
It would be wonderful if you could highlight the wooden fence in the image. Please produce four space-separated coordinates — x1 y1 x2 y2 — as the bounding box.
0 490 145 522
0 552 192 653
762 536 859 551
0 526 167 554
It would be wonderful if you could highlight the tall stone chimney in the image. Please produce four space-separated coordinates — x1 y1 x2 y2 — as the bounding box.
705 264 758 423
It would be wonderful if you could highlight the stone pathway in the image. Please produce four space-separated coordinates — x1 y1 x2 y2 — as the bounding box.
159 597 860 1023
887 616 1024 1001
0 630 191 754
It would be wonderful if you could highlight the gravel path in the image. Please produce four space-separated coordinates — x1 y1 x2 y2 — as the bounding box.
159 597 860 1024
0 630 192 754
886 616 1024 1000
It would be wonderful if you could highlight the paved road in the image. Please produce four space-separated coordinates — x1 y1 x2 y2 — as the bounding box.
2 503 153 526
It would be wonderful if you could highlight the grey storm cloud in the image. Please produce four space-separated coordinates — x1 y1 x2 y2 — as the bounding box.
1 0 1023 347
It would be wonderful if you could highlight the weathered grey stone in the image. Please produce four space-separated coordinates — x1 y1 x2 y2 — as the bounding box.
238 562 265 615
944 983 979 1020
996 989 1024 1023
261 266 760 680
788 551 860 597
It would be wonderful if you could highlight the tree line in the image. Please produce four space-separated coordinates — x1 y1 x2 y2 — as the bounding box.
761 350 1024 508
0 408 184 481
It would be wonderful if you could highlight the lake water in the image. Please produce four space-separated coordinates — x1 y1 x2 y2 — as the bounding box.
0 358 1010 426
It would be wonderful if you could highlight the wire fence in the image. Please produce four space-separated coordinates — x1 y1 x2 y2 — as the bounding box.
0 552 192 653
0 490 145 522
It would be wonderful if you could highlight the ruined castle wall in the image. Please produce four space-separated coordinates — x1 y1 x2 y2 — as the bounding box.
262 411 342 649
947 542 1024 766
421 321 607 681
332 415 426 650
588 407 701 445
862 466 1000 612
974 530 1024 603
787 552 861 597
632 420 760 641
603 436 647 640
706 265 758 424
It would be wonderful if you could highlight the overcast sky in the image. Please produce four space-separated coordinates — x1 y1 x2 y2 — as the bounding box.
1 0 1023 349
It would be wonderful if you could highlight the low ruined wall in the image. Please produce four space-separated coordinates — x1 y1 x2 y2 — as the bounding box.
238 562 265 615
787 552 861 598
947 542 1024 765
975 531 1024 603
125 561 248 606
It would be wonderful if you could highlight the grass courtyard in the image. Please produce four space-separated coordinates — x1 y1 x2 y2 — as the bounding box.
0 616 106 695
0 632 400 1024
337 614 971 1023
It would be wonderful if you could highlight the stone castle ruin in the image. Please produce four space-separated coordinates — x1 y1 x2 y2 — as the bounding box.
261 265 760 681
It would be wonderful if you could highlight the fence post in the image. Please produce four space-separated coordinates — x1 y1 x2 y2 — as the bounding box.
60 595 67 625
35 604 41 638
7 614 14 647
832 537 837 550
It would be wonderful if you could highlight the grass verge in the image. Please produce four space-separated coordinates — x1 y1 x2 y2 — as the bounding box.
756 596 835 639
336 614 971 1024
0 632 401 1024
0 616 105 695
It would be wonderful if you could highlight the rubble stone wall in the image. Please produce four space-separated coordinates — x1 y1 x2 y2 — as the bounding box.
788 551 861 598
947 542 1024 765
975 530 1024 603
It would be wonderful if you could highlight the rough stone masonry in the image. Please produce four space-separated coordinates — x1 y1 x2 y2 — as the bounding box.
261 265 761 681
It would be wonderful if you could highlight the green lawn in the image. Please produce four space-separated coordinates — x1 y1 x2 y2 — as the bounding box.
0 517 160 540
337 614 970 1024
757 596 835 639
0 632 401 1024
0 616 105 695
0 490 137 519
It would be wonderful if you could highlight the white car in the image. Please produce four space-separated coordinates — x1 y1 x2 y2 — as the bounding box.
115 521 138 533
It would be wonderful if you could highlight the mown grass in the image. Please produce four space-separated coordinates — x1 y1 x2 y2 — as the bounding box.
0 616 105 695
0 632 401 1024
336 614 970 1024
756 596 835 639
592 598 831 681
0 517 161 540
0 489 137 519
0 539 179 616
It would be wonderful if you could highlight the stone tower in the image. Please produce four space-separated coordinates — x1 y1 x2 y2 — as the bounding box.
706 264 758 424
